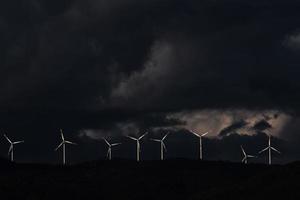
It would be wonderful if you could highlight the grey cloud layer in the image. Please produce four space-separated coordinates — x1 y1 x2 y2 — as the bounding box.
1 1 300 113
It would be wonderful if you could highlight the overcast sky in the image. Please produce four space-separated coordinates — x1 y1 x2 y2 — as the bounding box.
1 0 300 163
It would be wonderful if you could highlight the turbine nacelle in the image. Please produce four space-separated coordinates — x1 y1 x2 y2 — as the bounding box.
150 139 167 150
150 132 170 151
259 146 281 154
55 140 77 151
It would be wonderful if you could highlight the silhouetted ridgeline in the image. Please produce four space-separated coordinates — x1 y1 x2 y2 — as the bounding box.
0 159 299 200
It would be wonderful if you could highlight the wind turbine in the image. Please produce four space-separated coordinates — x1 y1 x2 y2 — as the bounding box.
150 132 169 160
127 132 148 162
259 134 281 165
190 130 209 160
3 134 24 162
240 145 255 164
55 129 77 165
103 138 121 160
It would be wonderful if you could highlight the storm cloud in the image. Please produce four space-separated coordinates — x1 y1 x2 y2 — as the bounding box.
0 0 300 163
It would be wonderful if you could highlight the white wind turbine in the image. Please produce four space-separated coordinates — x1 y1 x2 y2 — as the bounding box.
240 145 255 164
3 134 24 162
55 129 77 165
150 132 170 160
259 134 281 165
103 138 121 160
190 130 209 160
127 132 148 162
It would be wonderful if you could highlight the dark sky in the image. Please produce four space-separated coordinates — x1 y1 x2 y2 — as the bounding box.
1 0 300 164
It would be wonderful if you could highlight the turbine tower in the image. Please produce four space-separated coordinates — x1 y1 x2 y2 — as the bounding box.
103 138 121 160
55 129 77 165
150 132 170 160
3 134 24 162
127 132 148 162
240 145 255 164
190 130 209 160
259 134 281 165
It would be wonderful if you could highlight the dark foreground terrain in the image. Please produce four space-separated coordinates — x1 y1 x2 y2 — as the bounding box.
0 158 299 200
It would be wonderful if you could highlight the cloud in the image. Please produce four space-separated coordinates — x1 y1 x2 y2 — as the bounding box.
219 120 248 137
172 110 290 138
1 0 300 162
284 32 300 50
79 122 139 140
110 40 175 108
252 119 272 131
1 0 300 115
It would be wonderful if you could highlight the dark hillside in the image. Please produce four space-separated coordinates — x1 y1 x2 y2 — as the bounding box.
1 159 297 200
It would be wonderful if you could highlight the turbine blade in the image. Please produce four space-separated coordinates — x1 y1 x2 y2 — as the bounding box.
107 148 111 158
271 147 281 154
150 139 161 142
127 136 137 141
111 143 121 147
242 157 246 163
55 142 63 151
13 141 24 145
65 141 77 145
201 132 209 137
103 138 110 146
247 155 256 158
138 132 148 140
60 129 65 141
259 147 269 154
4 134 12 144
189 130 200 138
162 142 167 152
162 132 170 141
240 145 246 156
8 145 13 154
